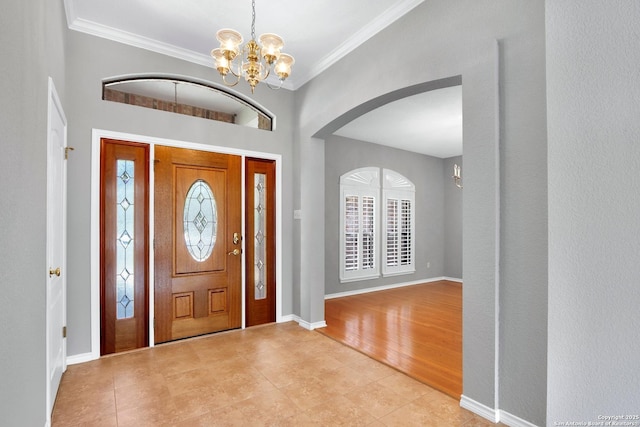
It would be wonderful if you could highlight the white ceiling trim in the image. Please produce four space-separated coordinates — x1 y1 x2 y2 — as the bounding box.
66 15 290 90
63 0 423 90
67 18 216 70
62 0 266 85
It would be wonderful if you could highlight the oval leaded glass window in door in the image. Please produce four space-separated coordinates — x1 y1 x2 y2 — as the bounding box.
183 179 217 262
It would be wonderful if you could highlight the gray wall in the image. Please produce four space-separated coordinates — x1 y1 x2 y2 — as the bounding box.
497 4 548 422
443 156 463 279
546 0 640 422
1 1 571 424
295 0 546 424
0 0 67 424
64 30 296 356
324 136 445 296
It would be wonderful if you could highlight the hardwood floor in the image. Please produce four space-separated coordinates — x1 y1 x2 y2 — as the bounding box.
52 321 497 426
319 280 462 398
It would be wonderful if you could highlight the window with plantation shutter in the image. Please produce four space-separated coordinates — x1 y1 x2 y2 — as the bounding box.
382 169 415 276
344 195 359 272
339 167 415 282
340 168 380 282
362 196 375 269
386 198 399 267
400 199 412 265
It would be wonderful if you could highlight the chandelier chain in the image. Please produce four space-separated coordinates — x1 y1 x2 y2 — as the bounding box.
251 0 256 40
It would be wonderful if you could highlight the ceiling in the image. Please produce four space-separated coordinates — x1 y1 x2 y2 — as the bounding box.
64 0 462 158
334 86 462 158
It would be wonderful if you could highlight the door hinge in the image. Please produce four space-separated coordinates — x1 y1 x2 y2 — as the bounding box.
153 318 156 329
64 147 75 160
62 326 67 338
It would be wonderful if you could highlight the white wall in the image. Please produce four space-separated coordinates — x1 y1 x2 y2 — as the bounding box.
546 0 640 422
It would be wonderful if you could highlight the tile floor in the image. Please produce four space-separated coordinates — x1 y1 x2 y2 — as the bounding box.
53 322 502 426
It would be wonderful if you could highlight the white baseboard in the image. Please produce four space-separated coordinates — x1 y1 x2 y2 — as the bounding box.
442 276 463 283
500 410 539 427
460 395 499 423
325 276 459 300
66 351 98 366
66 316 323 365
66 315 309 365
292 315 327 330
278 314 297 323
460 395 539 427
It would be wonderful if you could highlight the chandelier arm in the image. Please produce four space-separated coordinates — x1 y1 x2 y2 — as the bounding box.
227 65 242 79
264 80 284 90
222 72 241 87
260 64 271 81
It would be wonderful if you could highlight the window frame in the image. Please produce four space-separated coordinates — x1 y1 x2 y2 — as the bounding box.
382 169 416 277
339 168 381 283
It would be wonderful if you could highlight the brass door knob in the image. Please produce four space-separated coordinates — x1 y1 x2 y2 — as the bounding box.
227 249 241 256
49 267 61 278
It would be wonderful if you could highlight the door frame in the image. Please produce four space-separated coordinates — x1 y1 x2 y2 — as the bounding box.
86 129 283 359
46 77 67 421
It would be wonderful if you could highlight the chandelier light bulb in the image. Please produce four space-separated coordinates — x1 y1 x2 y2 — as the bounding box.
210 48 230 74
275 54 295 80
216 29 243 59
259 33 284 63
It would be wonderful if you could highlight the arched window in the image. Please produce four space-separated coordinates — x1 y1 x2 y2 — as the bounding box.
339 167 415 282
382 169 415 276
102 75 273 130
340 168 380 282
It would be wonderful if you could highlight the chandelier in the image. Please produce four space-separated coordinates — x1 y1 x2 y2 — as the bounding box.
210 0 295 93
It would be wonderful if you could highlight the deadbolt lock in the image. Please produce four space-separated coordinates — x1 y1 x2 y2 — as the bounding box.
233 232 241 245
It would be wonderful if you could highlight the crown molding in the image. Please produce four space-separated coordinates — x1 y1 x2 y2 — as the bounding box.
68 17 214 68
298 0 424 88
66 15 296 91
64 0 422 91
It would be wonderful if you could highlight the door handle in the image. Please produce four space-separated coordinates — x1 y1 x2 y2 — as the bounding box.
49 267 61 278
227 249 241 256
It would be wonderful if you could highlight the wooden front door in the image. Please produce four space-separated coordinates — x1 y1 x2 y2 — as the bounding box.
245 158 276 326
154 146 242 343
100 139 149 354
